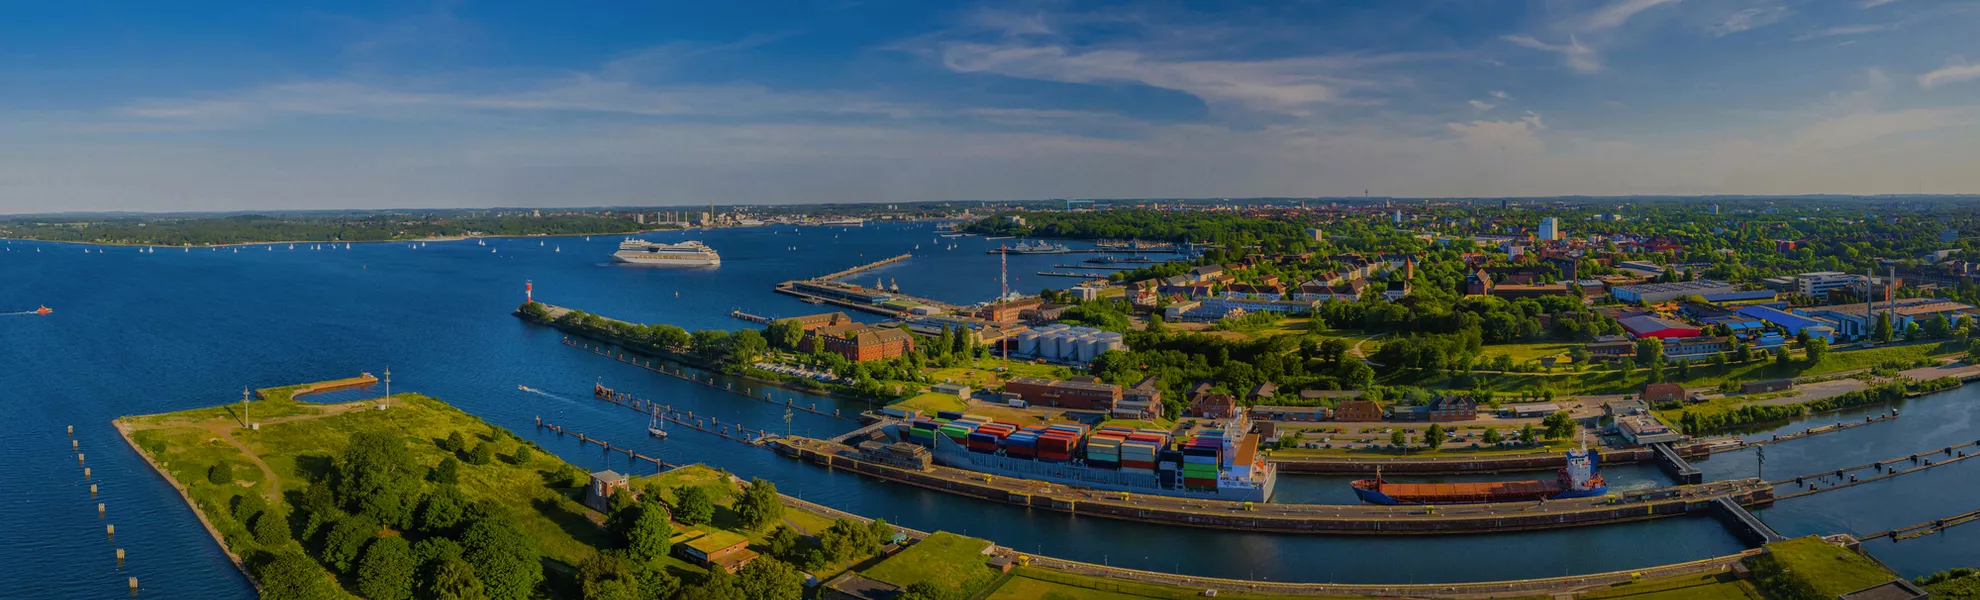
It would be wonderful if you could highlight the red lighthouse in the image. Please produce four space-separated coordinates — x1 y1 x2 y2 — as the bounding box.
525 280 534 303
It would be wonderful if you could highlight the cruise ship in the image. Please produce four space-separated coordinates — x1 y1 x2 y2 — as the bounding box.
612 240 721 266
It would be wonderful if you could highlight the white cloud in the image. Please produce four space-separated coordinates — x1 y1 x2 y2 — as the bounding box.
1793 23 1899 40
1919 63 1980 89
1469 100 1497 111
1861 0 1904 7
1581 0 1685 31
1489 90 1512 100
937 43 1365 113
1710 5 1792 37
1502 35 1602 74
1447 112 1547 153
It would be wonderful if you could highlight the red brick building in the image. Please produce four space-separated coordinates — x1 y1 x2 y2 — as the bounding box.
1427 397 1478 422
781 312 854 332
1003 377 1121 410
811 323 915 363
1335 400 1384 422
1642 382 1686 405
1188 394 1237 419
977 298 1044 324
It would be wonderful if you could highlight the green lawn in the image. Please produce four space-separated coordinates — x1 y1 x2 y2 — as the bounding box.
924 360 1065 391
862 532 996 593
1752 536 1896 598
1479 343 1577 364
1410 341 1960 396
1577 573 1761 599
890 392 968 415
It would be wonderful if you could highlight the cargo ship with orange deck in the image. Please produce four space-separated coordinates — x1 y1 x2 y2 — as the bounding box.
1351 447 1606 505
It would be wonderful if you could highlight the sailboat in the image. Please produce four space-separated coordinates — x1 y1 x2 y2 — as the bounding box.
649 412 668 439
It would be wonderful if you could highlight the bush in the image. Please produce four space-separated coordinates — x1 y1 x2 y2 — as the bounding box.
510 445 532 464
252 508 290 546
208 462 234 486
466 442 494 466
441 431 467 453
431 457 461 485
233 493 267 523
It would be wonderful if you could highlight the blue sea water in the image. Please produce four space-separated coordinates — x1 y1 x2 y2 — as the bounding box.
0 223 1968 598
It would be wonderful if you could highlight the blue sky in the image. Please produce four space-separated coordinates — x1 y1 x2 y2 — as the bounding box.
3 0 1978 212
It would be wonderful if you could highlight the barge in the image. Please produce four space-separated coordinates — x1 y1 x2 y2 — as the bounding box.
1351 448 1607 505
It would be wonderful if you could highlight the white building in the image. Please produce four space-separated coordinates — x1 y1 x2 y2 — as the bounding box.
1795 271 1862 298
1539 217 1561 241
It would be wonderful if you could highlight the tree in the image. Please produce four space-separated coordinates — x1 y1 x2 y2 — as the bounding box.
208 462 233 486
627 503 674 564
233 492 267 523
467 441 495 466
1804 337 1829 365
441 431 467 453
336 431 424 527
357 535 417 600
1519 423 1539 444
510 444 532 464
1967 339 1980 365
1482 428 1503 444
431 456 461 484
819 518 879 561
728 329 770 365
322 516 380 574
672 486 715 526
1341 361 1376 390
413 537 464 570
1634 338 1664 366
1542 411 1575 440
765 319 806 350
578 554 638 600
426 557 488 600
764 525 802 559
1734 341 1752 363
736 558 806 600
1773 347 1790 367
255 550 341 600
1389 430 1408 448
1424 423 1445 450
420 485 470 533
1875 312 1894 342
733 478 785 531
901 581 959 600
461 519 542 600
253 508 291 546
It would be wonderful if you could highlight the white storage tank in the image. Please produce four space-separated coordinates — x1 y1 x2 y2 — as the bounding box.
1017 331 1041 355
1057 333 1081 360
1040 332 1065 360
1080 337 1103 363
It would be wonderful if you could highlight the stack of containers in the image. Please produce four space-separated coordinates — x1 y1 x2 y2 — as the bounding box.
1157 448 1185 487
905 418 942 445
1085 430 1126 469
938 420 979 446
967 422 1015 453
1002 425 1043 459
1036 429 1080 463
1181 434 1222 491
936 410 966 421
1120 431 1164 474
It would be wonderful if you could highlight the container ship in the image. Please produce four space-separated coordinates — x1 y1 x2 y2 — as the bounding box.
892 411 1276 503
1350 447 1607 505
612 239 721 266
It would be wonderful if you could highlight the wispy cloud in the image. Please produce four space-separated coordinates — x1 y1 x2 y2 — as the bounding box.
1502 35 1601 73
1861 0 1904 7
1489 90 1512 100
1709 5 1792 37
1447 112 1547 153
1919 63 1980 89
1792 22 1899 40
1469 99 1496 111
1581 0 1685 31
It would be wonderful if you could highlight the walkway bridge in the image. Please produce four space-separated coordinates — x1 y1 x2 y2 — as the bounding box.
830 417 899 445
1651 442 1703 484
1711 496 1785 546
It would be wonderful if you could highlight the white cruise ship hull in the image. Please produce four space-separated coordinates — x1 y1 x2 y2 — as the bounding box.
611 252 720 266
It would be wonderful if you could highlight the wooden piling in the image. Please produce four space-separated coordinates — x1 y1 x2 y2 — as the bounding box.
79 453 86 465
106 524 115 538
74 439 79 450
117 548 125 565
91 484 98 497
99 503 105 517
129 577 137 594
84 467 91 479
68 425 74 436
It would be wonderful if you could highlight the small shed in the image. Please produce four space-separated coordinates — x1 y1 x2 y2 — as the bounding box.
584 470 629 512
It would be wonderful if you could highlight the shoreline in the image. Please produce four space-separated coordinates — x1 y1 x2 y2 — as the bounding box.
0 228 659 249
111 418 261 593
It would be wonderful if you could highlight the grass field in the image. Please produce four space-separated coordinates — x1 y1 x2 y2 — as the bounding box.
983 567 1395 600
1479 343 1578 364
862 532 997 594
1754 536 1896 598
924 360 1066 391
891 391 969 415
1407 341 1960 396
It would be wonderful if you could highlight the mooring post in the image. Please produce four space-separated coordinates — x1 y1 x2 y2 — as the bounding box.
106 524 115 538
91 484 98 497
99 503 105 517
117 548 125 565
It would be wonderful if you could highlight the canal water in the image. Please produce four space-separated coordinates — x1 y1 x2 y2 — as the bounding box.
0 224 1970 598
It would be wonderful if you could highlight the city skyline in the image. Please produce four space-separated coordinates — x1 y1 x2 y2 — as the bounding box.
4 0 1979 213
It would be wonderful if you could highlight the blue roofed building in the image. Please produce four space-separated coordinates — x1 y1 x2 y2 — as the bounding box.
1737 305 1836 343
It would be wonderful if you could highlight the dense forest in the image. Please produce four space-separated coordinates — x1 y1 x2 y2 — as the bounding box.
0 213 644 245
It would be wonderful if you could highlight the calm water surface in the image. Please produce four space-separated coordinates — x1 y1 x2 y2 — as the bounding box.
0 223 1968 597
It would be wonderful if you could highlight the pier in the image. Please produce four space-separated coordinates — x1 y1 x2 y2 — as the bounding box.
1036 271 1111 279
816 253 912 281
770 436 1777 535
729 310 771 324
1863 507 1980 541
1769 440 1980 500
1651 442 1704 484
